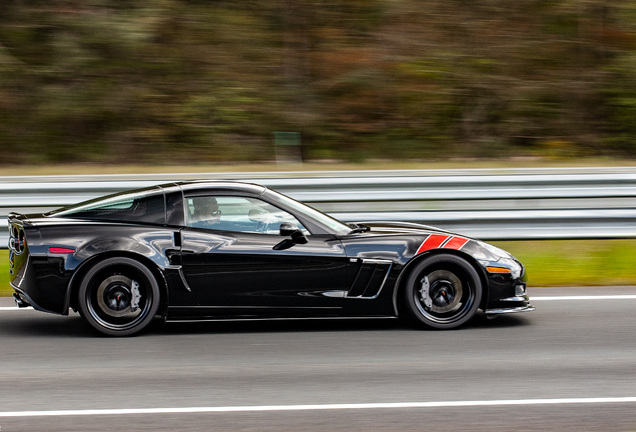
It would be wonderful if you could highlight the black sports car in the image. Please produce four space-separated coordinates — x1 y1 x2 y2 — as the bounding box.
8 181 533 336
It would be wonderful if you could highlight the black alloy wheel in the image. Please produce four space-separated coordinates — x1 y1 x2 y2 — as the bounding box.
77 257 160 336
404 254 482 329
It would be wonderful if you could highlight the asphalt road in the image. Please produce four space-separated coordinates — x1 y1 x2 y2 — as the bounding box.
1 286 636 431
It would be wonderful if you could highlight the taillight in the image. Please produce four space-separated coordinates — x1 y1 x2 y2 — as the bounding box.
49 247 76 254
9 225 25 255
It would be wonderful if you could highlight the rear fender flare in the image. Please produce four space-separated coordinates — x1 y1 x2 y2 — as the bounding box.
64 251 169 316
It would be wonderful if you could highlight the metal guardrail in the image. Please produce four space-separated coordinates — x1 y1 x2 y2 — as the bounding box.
3 167 636 246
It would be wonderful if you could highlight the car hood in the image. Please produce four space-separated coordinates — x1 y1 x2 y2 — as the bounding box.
355 221 462 237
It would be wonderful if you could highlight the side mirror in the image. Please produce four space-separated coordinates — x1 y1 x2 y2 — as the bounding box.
291 229 308 245
274 223 308 250
279 222 299 237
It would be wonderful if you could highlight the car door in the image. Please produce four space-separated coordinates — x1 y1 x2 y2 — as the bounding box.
179 194 350 312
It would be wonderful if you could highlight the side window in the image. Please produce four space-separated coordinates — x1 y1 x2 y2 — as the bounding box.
54 191 166 224
186 196 308 235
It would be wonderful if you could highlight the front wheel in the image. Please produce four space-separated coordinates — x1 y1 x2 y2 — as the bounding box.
403 254 482 329
77 257 160 336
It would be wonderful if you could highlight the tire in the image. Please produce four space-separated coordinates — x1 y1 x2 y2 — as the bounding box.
77 257 160 336
403 254 482 329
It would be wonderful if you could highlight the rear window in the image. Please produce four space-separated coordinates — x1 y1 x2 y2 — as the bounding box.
49 189 166 224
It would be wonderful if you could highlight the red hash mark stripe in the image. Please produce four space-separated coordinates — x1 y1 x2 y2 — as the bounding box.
416 235 469 255
443 236 470 250
416 234 450 254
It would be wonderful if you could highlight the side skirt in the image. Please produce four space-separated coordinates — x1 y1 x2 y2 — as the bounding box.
165 315 398 323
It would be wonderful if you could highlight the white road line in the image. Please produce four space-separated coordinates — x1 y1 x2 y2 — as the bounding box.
531 295 636 301
1 397 636 417
0 306 32 311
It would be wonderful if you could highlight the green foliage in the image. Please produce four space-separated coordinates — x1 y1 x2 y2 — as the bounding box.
1 0 636 163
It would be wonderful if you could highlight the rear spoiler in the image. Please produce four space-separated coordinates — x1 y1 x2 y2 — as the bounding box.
8 212 32 225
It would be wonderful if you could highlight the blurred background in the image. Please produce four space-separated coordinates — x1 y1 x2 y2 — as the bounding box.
2 0 636 165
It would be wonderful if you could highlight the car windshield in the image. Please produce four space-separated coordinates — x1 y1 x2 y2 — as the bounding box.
267 189 351 235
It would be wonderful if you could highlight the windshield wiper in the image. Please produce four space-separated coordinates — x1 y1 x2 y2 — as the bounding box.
348 223 370 234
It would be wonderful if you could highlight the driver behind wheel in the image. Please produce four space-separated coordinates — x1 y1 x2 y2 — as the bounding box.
190 197 221 228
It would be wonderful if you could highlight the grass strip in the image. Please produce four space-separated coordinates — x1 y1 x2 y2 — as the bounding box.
1 239 635 297
0 250 10 297
492 239 636 287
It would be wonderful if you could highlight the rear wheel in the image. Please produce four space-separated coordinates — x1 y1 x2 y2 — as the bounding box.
403 254 482 329
77 257 160 336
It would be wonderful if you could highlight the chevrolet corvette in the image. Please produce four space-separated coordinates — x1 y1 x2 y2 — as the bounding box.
8 181 533 336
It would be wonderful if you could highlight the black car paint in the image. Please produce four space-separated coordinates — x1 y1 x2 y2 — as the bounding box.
8 181 530 325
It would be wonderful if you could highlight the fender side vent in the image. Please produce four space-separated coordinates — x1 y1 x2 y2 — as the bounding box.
347 260 393 299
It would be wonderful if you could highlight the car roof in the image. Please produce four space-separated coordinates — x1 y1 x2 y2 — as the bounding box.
174 180 267 196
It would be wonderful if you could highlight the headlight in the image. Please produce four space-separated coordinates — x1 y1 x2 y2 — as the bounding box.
478 242 522 279
478 241 512 259
497 257 522 279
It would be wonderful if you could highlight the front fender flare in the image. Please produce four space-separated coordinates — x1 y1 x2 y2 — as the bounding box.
391 249 490 316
